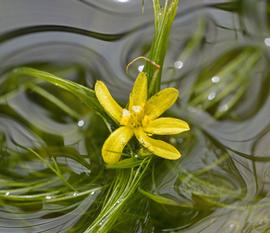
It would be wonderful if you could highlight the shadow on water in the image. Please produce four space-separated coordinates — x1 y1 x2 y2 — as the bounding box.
0 0 270 232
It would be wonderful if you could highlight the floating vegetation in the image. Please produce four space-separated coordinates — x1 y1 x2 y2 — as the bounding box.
0 0 269 232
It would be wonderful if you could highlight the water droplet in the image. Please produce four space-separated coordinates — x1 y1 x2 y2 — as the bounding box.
73 192 78 197
208 92 216 100
228 223 235 229
77 120 85 127
174 60 184 69
98 218 106 226
264 37 270 47
138 65 144 72
5 191 10 196
227 222 239 232
220 104 229 112
45 195 52 200
211 76 220 83
90 191 95 195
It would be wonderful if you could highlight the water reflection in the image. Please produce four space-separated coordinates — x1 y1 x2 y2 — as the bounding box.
0 0 269 233
116 0 129 3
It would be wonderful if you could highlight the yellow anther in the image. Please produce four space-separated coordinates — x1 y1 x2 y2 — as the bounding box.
132 105 142 113
120 109 131 125
122 109 131 117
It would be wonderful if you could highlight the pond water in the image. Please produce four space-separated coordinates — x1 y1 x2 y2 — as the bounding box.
0 0 270 232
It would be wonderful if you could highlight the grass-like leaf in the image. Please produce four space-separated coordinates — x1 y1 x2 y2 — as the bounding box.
8 67 114 129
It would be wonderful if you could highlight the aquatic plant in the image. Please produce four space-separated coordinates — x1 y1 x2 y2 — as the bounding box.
0 0 269 232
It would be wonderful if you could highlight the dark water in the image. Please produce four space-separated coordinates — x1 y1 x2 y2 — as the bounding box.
0 0 270 232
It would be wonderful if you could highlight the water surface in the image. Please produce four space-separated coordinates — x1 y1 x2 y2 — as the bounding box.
0 0 270 232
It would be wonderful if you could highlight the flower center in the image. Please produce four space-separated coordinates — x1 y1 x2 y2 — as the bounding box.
120 105 146 128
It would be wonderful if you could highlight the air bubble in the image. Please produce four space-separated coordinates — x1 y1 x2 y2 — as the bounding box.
264 38 270 47
73 192 78 197
77 120 85 127
228 223 235 229
226 221 239 232
211 76 220 83
45 195 52 200
220 104 229 112
174 60 184 69
208 92 216 100
138 65 144 72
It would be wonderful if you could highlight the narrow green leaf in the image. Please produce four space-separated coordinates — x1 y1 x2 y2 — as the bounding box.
146 0 179 96
8 67 114 129
139 187 185 207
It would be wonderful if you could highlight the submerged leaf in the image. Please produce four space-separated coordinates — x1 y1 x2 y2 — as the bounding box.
139 188 184 207
9 67 112 124
189 47 262 118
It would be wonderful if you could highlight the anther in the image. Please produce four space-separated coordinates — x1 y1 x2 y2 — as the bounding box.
132 105 142 113
122 109 131 117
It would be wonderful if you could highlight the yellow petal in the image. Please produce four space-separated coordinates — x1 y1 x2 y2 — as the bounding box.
144 117 190 135
128 72 148 110
135 128 181 160
102 127 134 164
145 88 179 120
95 81 123 123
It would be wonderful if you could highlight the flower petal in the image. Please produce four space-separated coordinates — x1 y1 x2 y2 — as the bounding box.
135 128 181 160
145 88 179 120
95 81 123 123
144 117 190 135
128 72 148 110
102 127 134 164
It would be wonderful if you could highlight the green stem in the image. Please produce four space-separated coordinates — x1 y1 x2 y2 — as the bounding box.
84 158 151 233
146 0 179 96
84 2 180 232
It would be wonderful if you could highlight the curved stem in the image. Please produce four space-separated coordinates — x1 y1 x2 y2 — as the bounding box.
84 157 151 233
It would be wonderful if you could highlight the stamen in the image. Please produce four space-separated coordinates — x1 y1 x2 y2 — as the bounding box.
122 109 131 117
132 105 142 113
120 109 131 125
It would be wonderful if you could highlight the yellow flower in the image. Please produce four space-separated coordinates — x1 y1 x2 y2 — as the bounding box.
95 72 190 164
